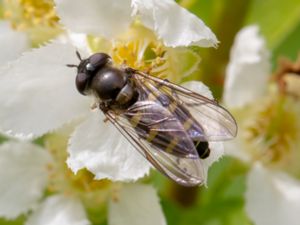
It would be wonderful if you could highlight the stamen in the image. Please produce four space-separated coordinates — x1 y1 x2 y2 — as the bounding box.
243 94 299 168
3 0 60 30
44 133 112 198
87 24 200 82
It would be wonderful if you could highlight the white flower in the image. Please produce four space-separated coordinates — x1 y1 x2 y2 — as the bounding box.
0 0 221 183
1 0 62 46
223 25 300 225
0 40 150 182
25 195 90 225
0 21 29 66
55 0 218 48
223 25 270 108
246 163 300 225
108 184 166 225
0 141 51 219
0 141 166 225
223 25 271 161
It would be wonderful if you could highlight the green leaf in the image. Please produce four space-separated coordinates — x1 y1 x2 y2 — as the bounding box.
273 21 300 64
0 135 8 144
0 216 26 225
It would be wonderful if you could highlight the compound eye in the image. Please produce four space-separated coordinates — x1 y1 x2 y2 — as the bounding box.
86 53 111 72
76 73 89 95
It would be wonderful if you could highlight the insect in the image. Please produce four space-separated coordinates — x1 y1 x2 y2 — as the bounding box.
67 52 237 186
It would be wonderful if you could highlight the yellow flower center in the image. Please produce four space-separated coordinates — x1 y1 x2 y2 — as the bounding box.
112 39 166 76
40 129 124 224
87 24 201 83
3 0 62 46
88 25 169 79
43 132 113 207
242 92 300 175
3 0 59 30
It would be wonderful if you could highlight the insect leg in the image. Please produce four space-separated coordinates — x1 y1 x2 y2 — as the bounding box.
90 102 98 110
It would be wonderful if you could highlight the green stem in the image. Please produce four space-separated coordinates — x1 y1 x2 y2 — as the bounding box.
168 182 200 207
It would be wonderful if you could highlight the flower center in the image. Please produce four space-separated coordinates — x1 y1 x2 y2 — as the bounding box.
87 24 201 83
112 39 167 76
3 0 62 46
44 132 113 207
39 129 124 224
3 0 59 30
88 25 168 78
242 93 300 174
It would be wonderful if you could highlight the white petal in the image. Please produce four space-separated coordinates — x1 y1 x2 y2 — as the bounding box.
246 164 300 225
26 195 90 225
109 184 166 225
223 138 251 162
0 42 90 139
201 142 224 185
0 141 51 219
57 32 92 54
67 112 150 181
0 21 29 66
132 0 218 47
55 0 132 38
224 25 271 108
181 81 214 99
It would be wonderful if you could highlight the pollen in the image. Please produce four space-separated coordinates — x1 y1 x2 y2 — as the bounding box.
87 24 201 83
87 24 176 80
243 93 300 171
3 0 59 30
111 35 167 78
44 132 112 206
3 0 62 45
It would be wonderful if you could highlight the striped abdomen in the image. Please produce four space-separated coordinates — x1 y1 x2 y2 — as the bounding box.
124 84 208 158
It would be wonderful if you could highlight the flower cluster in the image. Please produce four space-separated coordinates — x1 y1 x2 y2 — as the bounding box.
0 0 222 224
223 25 300 225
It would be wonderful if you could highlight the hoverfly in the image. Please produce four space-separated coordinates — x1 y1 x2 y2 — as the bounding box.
67 52 237 186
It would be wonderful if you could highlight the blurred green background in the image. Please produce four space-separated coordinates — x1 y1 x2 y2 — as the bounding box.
180 0 300 98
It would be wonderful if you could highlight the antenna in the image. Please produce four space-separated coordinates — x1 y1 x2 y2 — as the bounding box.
66 50 82 68
76 50 82 61
66 64 78 68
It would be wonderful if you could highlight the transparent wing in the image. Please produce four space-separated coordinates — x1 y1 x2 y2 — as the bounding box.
132 70 238 141
125 100 198 158
105 110 205 187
